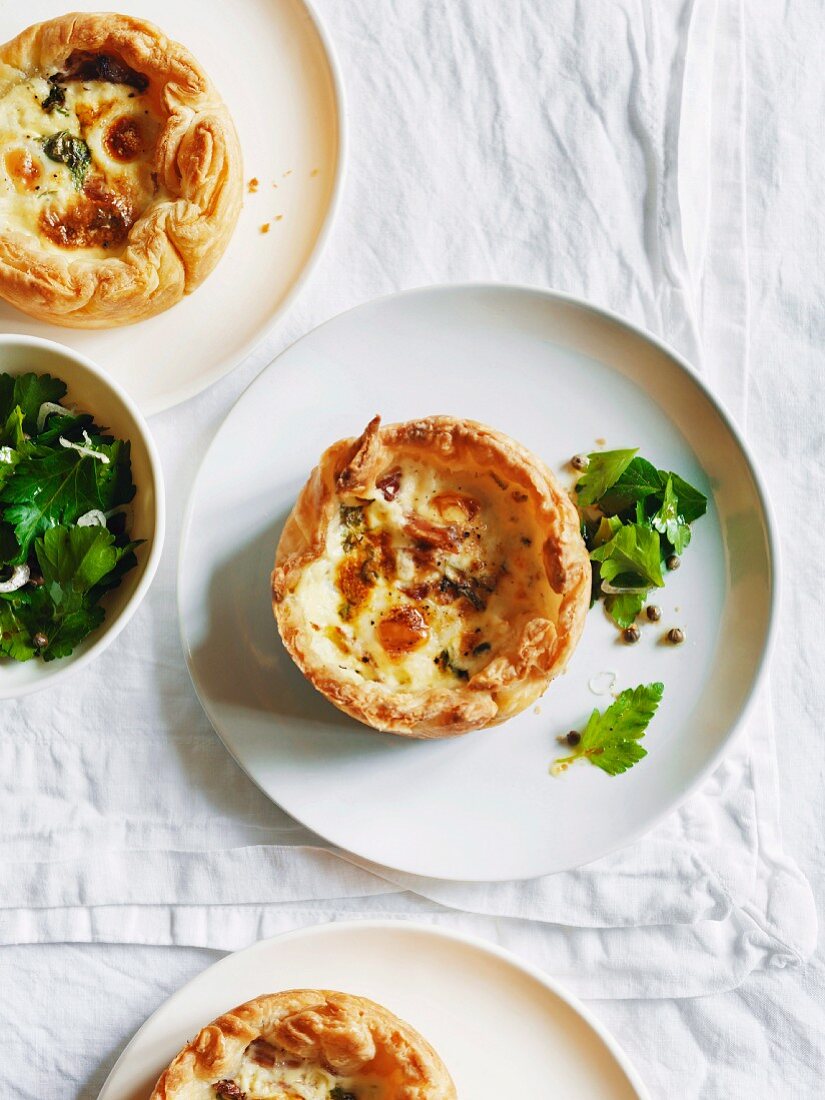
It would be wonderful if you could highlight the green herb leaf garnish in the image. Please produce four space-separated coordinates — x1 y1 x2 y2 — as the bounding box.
604 591 646 628
598 456 664 516
37 524 127 594
590 522 664 590
0 371 66 433
574 448 708 627
0 371 139 662
651 475 691 555
0 526 134 663
590 515 622 548
0 438 134 562
574 448 637 507
666 472 707 525
11 374 65 433
554 682 664 775
0 407 26 451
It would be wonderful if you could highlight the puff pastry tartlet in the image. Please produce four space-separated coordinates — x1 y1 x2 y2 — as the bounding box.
272 416 591 739
150 989 457 1100
0 12 242 327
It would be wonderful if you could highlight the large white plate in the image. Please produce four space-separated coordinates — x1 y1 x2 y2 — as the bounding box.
98 920 648 1099
178 285 776 881
0 0 344 415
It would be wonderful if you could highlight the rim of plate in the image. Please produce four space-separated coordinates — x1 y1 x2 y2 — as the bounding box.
0 332 166 698
177 282 779 880
142 0 348 416
98 919 650 1099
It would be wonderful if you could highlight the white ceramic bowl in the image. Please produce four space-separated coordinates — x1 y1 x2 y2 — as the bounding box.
0 335 165 697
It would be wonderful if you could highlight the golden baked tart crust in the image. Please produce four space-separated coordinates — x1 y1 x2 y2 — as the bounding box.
272 416 591 739
0 12 242 327
150 989 457 1100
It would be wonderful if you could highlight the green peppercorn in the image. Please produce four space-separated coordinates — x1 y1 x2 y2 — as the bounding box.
666 554 681 571
622 624 641 644
566 730 581 746
667 627 685 645
645 604 662 622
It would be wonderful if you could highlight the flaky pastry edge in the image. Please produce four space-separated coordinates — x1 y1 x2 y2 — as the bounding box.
150 989 457 1100
272 415 591 739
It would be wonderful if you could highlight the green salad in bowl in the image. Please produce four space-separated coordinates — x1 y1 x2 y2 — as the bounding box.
0 369 141 662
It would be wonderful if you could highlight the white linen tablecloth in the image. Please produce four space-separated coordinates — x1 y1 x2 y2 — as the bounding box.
1 1 823 1097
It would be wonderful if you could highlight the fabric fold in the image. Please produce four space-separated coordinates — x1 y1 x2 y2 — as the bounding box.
0 0 815 1001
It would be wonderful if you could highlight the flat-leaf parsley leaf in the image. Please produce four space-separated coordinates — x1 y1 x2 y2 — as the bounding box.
598 456 664 516
0 371 139 661
0 437 134 561
589 522 664 590
573 447 707 628
553 682 664 776
667 472 707 525
575 448 637 507
651 475 691 555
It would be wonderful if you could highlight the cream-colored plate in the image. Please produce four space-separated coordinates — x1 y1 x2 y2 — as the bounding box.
98 921 648 1099
0 0 344 414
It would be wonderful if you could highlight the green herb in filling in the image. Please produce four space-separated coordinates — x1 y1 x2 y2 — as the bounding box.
39 130 91 190
434 648 469 680
41 76 68 115
340 503 367 550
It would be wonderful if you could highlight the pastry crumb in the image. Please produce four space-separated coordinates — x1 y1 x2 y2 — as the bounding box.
260 222 270 234
310 167 319 177
275 214 283 221
248 177 259 193
533 705 541 715
282 169 292 177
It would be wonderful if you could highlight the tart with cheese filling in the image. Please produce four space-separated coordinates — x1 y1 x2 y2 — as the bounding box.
150 989 456 1100
272 415 591 739
0 12 242 327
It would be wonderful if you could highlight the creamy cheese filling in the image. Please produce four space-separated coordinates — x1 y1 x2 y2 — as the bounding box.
293 459 560 690
0 61 167 258
230 1044 385 1100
